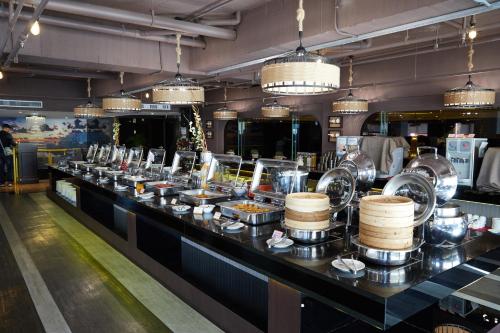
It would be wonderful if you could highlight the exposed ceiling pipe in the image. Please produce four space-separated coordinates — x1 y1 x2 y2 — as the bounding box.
0 8 206 48
0 0 26 56
21 0 236 40
207 2 500 75
199 11 241 26
184 0 233 21
2 0 48 67
4 66 116 79
140 29 199 38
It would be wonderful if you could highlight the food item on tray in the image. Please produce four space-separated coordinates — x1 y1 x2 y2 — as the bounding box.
195 194 211 199
232 203 271 213
359 195 414 250
155 183 175 189
285 193 330 230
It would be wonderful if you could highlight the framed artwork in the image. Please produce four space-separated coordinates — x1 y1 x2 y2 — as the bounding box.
328 130 341 142
206 130 213 139
206 120 213 129
329 116 342 128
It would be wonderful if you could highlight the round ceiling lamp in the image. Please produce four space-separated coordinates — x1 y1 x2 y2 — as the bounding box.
332 56 368 114
260 0 340 95
444 19 495 109
74 78 104 118
153 34 204 105
261 100 290 118
103 72 142 113
214 86 237 120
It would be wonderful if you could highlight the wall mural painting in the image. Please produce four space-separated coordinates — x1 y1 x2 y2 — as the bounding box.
0 117 113 148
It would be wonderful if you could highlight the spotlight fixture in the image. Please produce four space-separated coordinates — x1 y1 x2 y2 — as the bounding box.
0 71 3 80
30 20 40 36
260 0 340 95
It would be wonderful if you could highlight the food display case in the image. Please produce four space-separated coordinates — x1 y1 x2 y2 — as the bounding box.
109 145 126 169
178 189 231 205
446 138 488 187
206 154 243 193
96 144 112 166
170 150 197 184
126 147 144 171
143 148 166 176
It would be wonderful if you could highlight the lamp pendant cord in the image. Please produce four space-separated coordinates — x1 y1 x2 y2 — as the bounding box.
297 0 305 46
467 40 474 72
176 33 182 74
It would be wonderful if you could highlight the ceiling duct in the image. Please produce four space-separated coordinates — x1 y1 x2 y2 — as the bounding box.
0 99 43 108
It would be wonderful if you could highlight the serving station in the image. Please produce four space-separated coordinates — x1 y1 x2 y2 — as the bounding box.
48 144 500 332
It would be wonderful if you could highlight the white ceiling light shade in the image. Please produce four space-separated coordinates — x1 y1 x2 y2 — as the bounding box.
261 100 290 118
260 0 340 95
103 72 142 113
30 20 40 36
214 86 237 120
74 78 104 118
444 21 495 109
332 56 369 114
153 33 205 105
26 114 45 131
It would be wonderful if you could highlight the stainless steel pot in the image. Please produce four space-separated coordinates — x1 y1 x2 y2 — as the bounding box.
271 169 309 193
338 150 376 193
425 214 469 245
351 235 423 266
424 246 466 274
435 203 461 218
404 146 457 206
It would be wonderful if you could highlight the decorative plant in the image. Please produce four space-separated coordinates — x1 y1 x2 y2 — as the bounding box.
188 105 208 152
112 118 120 145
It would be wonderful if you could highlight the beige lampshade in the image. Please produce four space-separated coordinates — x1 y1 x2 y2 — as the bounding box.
74 102 104 118
332 91 368 114
444 77 495 108
213 106 237 120
103 94 142 113
261 50 340 95
261 100 290 118
153 75 204 105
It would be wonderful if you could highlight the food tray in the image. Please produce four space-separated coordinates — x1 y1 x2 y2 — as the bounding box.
218 200 283 225
122 176 154 187
351 235 424 266
144 181 185 196
178 189 231 205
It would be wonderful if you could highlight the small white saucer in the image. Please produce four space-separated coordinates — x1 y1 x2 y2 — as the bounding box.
332 259 365 273
172 205 191 213
488 229 500 235
222 222 244 230
266 238 294 248
115 185 128 191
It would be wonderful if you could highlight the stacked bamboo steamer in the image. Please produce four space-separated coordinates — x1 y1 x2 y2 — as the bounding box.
359 195 415 250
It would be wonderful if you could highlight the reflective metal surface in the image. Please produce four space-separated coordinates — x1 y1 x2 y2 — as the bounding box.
365 263 418 285
315 167 356 213
435 203 461 218
382 173 436 226
423 246 466 274
217 200 283 225
425 214 469 245
338 150 376 193
284 225 332 244
144 181 185 196
351 235 424 266
178 189 231 205
404 146 458 206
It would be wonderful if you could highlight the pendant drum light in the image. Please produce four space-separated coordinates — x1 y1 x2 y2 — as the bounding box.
153 34 205 105
74 78 104 118
332 56 368 114
213 86 237 120
444 19 495 109
260 0 340 95
103 72 142 113
261 100 290 118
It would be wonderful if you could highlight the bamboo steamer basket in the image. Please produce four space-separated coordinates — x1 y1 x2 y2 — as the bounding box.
359 195 415 250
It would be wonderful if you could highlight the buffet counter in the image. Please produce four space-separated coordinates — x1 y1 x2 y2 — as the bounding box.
48 166 500 332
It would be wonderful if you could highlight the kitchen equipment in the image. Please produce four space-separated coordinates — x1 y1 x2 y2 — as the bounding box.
250 159 300 203
207 154 242 192
425 214 469 245
109 145 126 169
351 235 423 266
144 148 166 175
232 187 247 197
338 149 376 193
315 167 356 213
382 173 437 226
333 256 365 274
178 189 231 205
126 147 144 170
171 205 191 213
144 180 185 196
365 263 417 285
218 200 283 225
435 203 461 218
122 175 153 187
336 136 363 159
96 144 112 166
424 246 466 274
86 144 99 163
284 224 333 244
446 138 487 188
104 170 125 181
404 146 457 206
170 150 197 184
200 204 215 214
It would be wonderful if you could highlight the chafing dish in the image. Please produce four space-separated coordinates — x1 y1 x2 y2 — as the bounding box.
145 181 185 196
351 235 424 266
218 200 283 225
96 144 112 166
178 189 231 205
338 149 376 193
104 170 125 181
122 175 153 187
404 146 457 206
435 203 461 218
425 214 469 245
316 167 355 213
85 144 99 163
284 225 332 244
382 172 436 226
250 158 300 203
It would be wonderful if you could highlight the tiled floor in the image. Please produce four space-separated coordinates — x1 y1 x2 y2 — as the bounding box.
0 192 222 333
